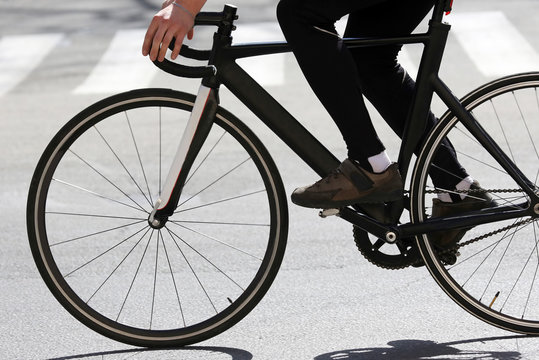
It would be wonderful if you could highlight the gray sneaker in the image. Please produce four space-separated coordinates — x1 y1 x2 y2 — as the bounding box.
291 159 403 209
430 180 497 249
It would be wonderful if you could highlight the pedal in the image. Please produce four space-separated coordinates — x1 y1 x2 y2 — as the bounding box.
319 208 340 218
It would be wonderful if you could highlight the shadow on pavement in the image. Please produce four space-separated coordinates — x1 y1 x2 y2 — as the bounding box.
314 335 530 360
46 345 253 360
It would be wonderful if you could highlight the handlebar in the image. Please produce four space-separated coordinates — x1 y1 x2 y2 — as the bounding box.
152 5 238 79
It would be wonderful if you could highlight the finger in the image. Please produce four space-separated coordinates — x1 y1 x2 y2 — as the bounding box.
149 27 167 61
142 20 159 56
170 35 183 60
187 28 194 40
158 31 176 62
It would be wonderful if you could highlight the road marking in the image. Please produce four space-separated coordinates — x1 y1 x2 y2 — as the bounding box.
450 11 539 77
234 22 286 86
74 29 157 94
0 33 63 96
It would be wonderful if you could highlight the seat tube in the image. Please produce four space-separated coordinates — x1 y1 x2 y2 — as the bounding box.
149 84 219 226
398 20 451 180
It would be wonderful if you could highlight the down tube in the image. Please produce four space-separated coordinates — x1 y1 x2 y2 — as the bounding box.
219 61 340 177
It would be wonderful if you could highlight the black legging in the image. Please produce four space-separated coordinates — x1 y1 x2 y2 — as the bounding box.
277 0 468 190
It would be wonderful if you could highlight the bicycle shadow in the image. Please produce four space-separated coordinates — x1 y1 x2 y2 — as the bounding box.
314 336 529 360
46 345 253 360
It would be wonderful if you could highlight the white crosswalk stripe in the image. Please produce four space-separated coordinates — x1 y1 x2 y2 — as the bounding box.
450 11 539 77
0 11 537 97
74 29 157 94
0 33 63 96
234 22 286 87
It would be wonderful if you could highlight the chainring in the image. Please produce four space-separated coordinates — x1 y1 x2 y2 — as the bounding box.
353 226 464 269
353 226 423 270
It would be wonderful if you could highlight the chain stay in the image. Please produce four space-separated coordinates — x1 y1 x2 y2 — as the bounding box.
412 187 529 267
357 187 531 269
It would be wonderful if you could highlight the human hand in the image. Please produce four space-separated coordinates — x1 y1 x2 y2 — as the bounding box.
142 1 202 62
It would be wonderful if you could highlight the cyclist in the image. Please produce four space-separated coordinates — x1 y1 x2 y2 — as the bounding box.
142 0 495 247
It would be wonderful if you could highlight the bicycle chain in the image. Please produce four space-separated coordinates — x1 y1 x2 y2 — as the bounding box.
409 218 534 268
355 187 532 269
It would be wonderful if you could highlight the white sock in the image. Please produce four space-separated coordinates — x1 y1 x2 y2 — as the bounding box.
368 151 391 173
437 176 474 202
456 176 474 200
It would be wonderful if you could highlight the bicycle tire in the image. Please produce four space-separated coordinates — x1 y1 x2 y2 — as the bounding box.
411 72 539 334
27 88 288 347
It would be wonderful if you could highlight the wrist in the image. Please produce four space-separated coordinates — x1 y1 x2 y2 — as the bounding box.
171 0 205 17
172 2 195 21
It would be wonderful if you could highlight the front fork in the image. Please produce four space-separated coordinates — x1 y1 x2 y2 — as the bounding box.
149 85 219 228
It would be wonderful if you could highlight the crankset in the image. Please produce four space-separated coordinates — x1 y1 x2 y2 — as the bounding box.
353 226 423 270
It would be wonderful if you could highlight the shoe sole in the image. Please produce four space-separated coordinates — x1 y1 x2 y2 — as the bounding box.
292 188 403 209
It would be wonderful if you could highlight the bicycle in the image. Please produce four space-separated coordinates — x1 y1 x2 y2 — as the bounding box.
27 0 539 347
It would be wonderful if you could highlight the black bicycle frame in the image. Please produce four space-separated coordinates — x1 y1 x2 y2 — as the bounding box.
153 0 535 241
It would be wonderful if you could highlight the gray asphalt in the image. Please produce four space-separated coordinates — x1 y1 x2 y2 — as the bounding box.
2 0 539 359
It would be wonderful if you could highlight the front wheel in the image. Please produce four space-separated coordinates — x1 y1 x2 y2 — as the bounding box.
27 88 289 347
411 73 539 334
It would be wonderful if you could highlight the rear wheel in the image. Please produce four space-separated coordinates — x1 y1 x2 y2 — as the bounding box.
27 88 289 346
411 73 539 333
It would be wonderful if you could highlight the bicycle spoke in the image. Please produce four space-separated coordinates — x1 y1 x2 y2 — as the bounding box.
478 227 520 301
177 189 266 214
167 226 245 291
159 230 186 327
455 219 526 281
116 229 154 322
523 246 539 318
513 92 539 162
68 149 147 212
126 112 154 205
52 178 145 213
168 221 262 262
50 219 146 247
46 211 146 222
522 222 539 317
176 157 251 210
184 130 227 187
150 229 159 329
171 219 269 227
159 106 162 197
500 228 539 313
64 225 149 278
165 227 218 313
94 125 153 208
490 98 516 163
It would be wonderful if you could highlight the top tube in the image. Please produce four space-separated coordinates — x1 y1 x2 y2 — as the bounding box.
154 0 453 78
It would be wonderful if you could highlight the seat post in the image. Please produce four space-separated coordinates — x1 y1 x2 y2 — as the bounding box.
431 0 452 23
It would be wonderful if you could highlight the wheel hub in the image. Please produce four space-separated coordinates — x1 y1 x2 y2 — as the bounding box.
148 215 168 229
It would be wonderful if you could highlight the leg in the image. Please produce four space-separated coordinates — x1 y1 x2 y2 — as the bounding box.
277 0 389 166
345 0 468 190
277 0 405 209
